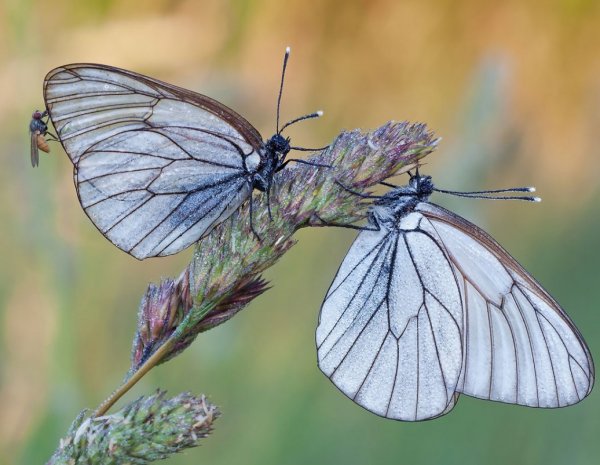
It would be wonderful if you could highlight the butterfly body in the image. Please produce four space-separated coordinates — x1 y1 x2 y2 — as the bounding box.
317 174 594 421
252 133 290 192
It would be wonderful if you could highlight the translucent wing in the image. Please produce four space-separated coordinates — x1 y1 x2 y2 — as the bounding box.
29 114 49 168
43 64 264 259
316 212 463 421
30 130 40 167
417 202 594 407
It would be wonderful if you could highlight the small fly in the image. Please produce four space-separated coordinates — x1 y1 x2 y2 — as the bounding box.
29 110 56 167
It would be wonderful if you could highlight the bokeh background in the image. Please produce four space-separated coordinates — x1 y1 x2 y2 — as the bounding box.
1 0 599 464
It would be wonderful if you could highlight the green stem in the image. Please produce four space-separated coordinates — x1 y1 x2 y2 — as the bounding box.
94 338 175 416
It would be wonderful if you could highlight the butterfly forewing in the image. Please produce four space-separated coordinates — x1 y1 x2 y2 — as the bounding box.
317 211 464 421
416 202 594 407
44 64 265 259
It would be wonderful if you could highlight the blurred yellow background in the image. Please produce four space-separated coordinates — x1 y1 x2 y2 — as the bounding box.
1 0 599 464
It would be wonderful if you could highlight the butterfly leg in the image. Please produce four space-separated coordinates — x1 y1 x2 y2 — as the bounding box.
276 158 332 172
266 188 273 221
248 194 262 241
334 180 382 199
311 213 380 232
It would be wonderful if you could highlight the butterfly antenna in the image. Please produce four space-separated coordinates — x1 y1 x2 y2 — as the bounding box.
276 46 291 134
280 110 323 133
433 186 541 202
380 177 539 201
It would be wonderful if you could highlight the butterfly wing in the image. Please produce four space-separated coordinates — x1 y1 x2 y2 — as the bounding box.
417 202 594 407
317 212 464 421
43 64 264 259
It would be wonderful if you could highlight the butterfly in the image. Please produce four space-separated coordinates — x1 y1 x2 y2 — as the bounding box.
29 110 55 167
316 173 594 421
42 47 324 259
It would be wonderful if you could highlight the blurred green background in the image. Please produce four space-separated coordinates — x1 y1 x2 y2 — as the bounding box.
1 0 599 464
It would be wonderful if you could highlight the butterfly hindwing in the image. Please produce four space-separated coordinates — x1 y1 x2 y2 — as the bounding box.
418 202 594 407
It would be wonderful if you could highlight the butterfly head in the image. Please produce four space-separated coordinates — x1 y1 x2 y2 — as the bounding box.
32 110 44 120
408 174 435 199
376 174 434 207
371 174 435 225
266 133 291 158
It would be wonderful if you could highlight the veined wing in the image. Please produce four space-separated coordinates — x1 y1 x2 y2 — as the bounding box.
44 64 263 163
316 212 463 421
418 202 594 407
30 130 40 167
44 64 264 259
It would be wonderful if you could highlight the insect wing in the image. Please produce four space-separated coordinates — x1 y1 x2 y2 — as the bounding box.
317 212 464 421
417 202 594 407
29 115 48 168
43 64 264 259
30 130 40 167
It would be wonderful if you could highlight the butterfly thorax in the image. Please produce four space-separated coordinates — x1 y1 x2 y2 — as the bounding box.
252 133 291 192
370 175 434 227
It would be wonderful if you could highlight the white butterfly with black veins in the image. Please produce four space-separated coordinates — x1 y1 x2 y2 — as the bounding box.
317 174 594 421
43 48 322 259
